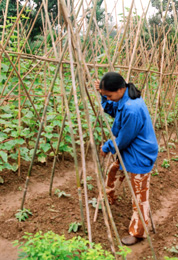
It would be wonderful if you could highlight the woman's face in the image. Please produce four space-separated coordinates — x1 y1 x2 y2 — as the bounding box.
100 88 126 102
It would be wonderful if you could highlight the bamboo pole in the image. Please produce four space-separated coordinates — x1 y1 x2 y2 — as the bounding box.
59 68 86 234
68 23 92 245
112 0 135 66
17 0 21 177
153 36 166 128
140 0 172 91
0 0 9 76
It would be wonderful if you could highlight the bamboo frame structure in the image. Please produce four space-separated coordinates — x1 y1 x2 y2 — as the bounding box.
0 0 178 258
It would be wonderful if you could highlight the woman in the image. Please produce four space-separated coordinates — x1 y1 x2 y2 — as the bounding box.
95 72 158 245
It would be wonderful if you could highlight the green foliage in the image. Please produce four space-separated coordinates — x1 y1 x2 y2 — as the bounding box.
161 159 170 168
0 0 23 26
86 0 105 31
164 257 178 260
171 157 178 161
88 198 102 209
68 222 82 233
0 176 4 184
151 169 159 176
14 231 126 260
15 208 32 222
117 245 132 257
159 146 166 152
55 189 71 198
81 176 94 191
168 246 178 254
149 0 178 43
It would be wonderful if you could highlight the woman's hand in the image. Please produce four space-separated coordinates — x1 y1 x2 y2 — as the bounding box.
94 79 101 93
100 145 107 158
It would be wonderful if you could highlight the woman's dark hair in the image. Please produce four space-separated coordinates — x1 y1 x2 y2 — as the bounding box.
99 72 141 99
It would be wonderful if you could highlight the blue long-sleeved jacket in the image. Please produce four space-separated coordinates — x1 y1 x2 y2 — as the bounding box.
101 88 158 174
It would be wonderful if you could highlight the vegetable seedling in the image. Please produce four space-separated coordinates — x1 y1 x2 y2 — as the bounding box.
68 222 82 233
161 159 170 168
55 189 71 198
15 208 32 222
88 197 102 209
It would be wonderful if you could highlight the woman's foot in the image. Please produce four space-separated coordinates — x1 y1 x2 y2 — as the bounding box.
121 235 143 245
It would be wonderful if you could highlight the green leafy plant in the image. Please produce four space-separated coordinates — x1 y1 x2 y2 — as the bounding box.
168 142 176 149
161 159 170 168
54 189 71 198
82 176 94 191
164 256 178 260
117 245 132 257
14 231 127 260
151 169 159 176
168 245 178 254
88 197 102 209
0 176 4 183
159 146 166 152
87 184 94 190
68 222 82 233
15 208 33 222
171 157 178 162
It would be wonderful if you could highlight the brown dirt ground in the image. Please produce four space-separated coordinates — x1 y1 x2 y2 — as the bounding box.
0 137 178 260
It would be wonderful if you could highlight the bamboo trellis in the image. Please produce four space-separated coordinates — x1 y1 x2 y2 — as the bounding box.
0 0 178 259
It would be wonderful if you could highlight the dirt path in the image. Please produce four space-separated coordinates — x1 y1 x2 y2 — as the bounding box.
127 188 178 259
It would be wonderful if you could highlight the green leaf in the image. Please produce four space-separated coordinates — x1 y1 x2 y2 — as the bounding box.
171 157 178 161
0 151 8 163
42 133 54 139
3 162 13 170
11 163 19 172
65 135 72 143
37 154 47 163
0 132 8 142
40 143 51 153
24 111 34 119
0 176 4 184
1 63 9 72
52 120 62 127
73 223 78 232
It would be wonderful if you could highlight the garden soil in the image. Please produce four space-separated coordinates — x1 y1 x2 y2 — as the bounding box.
0 140 178 260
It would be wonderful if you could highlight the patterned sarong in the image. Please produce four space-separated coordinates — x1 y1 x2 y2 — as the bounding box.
105 160 150 238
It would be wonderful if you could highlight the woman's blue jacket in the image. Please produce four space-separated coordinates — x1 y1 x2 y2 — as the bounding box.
101 88 158 174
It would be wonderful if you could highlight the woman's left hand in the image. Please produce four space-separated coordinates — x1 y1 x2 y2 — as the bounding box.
100 146 107 157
